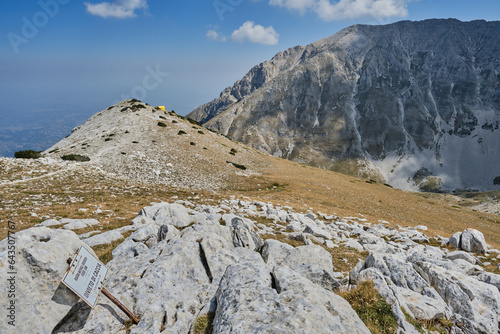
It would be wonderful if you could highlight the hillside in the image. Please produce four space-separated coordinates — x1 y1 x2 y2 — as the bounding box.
189 19 500 192
2 100 500 247
42 100 269 191
3 100 500 333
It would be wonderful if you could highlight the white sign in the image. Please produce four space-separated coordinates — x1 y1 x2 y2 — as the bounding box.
62 245 109 308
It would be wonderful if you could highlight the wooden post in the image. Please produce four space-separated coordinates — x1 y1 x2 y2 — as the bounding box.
101 287 139 324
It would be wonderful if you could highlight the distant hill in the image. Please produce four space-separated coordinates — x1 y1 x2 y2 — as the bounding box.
43 99 270 191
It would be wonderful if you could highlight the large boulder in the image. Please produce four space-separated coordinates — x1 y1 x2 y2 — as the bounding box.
447 229 488 254
460 228 488 254
0 227 93 334
230 217 263 251
413 260 500 333
213 252 371 334
138 202 194 228
262 241 341 292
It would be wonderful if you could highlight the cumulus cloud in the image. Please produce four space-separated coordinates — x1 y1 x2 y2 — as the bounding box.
269 0 411 21
206 28 227 42
85 0 148 18
231 21 279 45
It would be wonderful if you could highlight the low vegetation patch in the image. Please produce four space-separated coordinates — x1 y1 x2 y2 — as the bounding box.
14 150 41 159
192 312 215 334
178 130 187 135
133 104 146 110
226 161 246 170
260 232 305 247
338 280 398 334
92 231 134 264
187 118 202 126
402 309 453 334
493 176 500 185
157 122 167 127
61 154 90 162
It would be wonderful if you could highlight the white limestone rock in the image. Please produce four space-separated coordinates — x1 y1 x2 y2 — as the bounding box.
0 227 93 334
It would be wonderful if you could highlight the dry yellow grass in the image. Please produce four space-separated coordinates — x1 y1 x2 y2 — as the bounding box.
238 156 500 250
2 152 500 250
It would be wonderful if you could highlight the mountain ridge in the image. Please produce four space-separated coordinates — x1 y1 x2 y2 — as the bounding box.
188 19 500 192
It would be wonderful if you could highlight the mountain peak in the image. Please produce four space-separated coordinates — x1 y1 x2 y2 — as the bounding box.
188 19 500 192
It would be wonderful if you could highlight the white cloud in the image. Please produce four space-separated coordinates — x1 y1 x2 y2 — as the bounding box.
269 0 411 21
231 21 279 45
269 0 316 14
85 0 148 18
207 29 227 42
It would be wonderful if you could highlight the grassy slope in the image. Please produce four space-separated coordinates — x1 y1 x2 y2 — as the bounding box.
2 151 500 249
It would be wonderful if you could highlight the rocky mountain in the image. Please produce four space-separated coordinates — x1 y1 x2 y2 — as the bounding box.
189 19 500 192
4 199 500 334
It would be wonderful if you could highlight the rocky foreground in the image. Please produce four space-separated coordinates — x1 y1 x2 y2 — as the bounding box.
2 199 500 333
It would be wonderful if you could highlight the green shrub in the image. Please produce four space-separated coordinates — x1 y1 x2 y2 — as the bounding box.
104 138 112 141
227 161 247 170
14 150 41 159
198 130 204 134
230 148 237 155
61 154 90 162
187 118 202 126
178 130 187 135
159 115 166 120
172 120 178 123
190 142 196 146
157 122 167 127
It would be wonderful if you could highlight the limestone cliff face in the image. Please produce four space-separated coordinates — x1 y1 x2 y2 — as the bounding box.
189 19 500 191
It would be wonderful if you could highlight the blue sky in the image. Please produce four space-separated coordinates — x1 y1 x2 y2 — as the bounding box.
1 0 500 124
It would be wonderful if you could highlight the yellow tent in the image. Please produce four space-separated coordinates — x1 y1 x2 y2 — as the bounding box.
157 106 166 111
